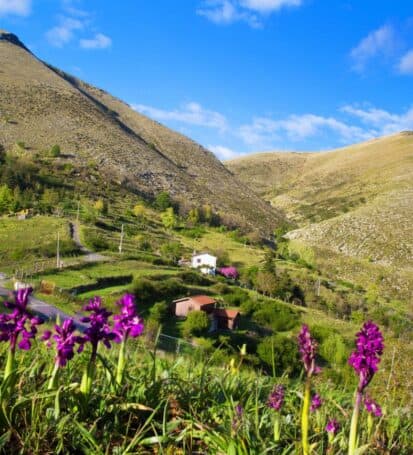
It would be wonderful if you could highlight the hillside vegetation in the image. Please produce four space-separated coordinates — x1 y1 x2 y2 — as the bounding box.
227 133 413 300
0 30 281 234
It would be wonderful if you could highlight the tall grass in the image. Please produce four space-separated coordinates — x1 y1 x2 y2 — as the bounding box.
0 335 411 454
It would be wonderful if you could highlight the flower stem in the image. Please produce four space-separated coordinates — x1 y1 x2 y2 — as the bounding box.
116 338 127 386
301 378 311 455
274 414 281 442
48 362 59 390
4 349 15 383
80 359 95 397
348 389 362 455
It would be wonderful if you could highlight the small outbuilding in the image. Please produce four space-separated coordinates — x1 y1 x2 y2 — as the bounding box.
191 252 217 275
172 295 217 317
212 309 241 330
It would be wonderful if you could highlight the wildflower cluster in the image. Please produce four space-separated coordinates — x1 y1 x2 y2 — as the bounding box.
80 296 117 359
267 384 284 411
42 319 83 367
0 288 42 353
348 320 384 391
298 324 321 377
113 293 144 342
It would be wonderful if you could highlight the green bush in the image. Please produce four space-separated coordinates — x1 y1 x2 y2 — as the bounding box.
49 144 61 157
257 334 300 375
320 333 348 366
182 310 210 338
223 288 249 307
178 270 213 286
252 302 298 332
132 277 185 305
149 301 169 323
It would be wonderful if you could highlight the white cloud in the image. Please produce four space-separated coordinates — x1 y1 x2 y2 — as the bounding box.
239 113 373 148
240 0 301 13
133 102 228 131
46 16 84 47
208 145 240 159
197 0 300 27
350 25 397 72
342 104 413 135
80 33 112 49
0 0 31 16
197 0 260 27
398 49 413 75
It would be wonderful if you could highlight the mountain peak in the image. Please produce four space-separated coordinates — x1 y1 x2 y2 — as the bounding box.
0 30 30 52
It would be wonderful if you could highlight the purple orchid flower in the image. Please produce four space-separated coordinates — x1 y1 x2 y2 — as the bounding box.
364 396 382 417
326 418 340 435
298 324 321 377
113 293 144 342
268 384 285 411
310 393 323 412
0 287 42 353
348 321 384 391
43 319 84 367
80 296 116 360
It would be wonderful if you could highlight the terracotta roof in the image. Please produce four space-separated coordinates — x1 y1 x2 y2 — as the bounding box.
213 309 240 319
173 295 216 306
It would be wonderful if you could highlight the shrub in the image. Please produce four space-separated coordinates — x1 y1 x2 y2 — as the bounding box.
49 144 61 157
182 311 210 338
132 277 185 305
149 301 168 323
257 334 300 375
154 191 172 210
320 333 348 366
160 241 183 263
178 271 213 286
223 288 249 307
252 302 297 332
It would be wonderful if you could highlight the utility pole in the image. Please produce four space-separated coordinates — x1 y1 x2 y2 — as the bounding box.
118 224 124 254
56 232 60 268
76 200 80 223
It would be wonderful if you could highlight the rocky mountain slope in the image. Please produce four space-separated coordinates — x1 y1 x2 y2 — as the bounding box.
227 133 413 298
0 30 281 234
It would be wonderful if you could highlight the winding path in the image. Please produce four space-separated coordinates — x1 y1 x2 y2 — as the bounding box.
0 222 109 331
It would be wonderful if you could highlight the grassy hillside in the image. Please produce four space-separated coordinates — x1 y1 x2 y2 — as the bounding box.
227 133 413 300
0 30 281 234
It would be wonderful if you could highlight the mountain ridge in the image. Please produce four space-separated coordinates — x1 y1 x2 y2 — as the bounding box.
0 32 281 234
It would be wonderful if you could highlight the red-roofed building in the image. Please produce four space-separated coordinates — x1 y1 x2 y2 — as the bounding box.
172 295 217 317
213 309 241 330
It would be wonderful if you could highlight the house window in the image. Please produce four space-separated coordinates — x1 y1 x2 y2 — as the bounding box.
197 258 201 263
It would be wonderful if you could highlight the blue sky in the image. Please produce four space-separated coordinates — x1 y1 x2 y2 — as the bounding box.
1 0 413 159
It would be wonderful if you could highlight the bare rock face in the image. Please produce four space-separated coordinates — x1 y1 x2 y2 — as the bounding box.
0 32 284 235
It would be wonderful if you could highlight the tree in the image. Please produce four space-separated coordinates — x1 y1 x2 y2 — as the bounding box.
161 207 177 230
202 204 213 224
94 199 108 215
41 189 60 213
0 184 13 214
182 311 210 338
263 249 276 273
155 191 172 210
49 144 61 157
149 301 168 323
161 241 183 263
255 271 277 297
132 203 146 220
0 144 5 164
187 208 200 226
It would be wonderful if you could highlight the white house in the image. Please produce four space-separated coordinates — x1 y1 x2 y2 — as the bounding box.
191 252 217 275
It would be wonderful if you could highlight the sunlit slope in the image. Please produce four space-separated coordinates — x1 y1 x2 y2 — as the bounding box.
227 132 413 269
0 31 281 233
